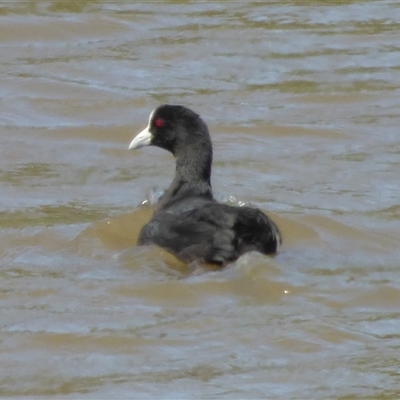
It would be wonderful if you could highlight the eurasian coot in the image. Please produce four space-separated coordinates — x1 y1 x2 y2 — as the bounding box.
129 104 281 265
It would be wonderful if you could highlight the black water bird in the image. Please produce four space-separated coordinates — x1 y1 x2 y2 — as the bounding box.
129 105 281 265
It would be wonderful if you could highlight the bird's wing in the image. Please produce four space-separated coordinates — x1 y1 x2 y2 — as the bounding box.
138 206 237 264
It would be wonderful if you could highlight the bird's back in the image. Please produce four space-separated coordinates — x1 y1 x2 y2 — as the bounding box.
138 200 281 265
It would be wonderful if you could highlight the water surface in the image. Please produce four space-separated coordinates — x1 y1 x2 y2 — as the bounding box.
1 1 400 398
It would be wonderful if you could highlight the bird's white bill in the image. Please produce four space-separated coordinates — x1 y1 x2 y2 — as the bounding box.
129 126 152 150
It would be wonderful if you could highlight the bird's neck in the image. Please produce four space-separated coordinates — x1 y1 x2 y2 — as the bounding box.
175 147 212 185
156 149 213 211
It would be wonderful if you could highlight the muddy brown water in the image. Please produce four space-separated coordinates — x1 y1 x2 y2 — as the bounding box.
1 1 400 398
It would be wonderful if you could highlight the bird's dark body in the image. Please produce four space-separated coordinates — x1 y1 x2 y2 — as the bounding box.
138 198 280 264
130 104 282 265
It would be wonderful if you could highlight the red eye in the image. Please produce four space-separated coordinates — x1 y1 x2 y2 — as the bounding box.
154 118 165 128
